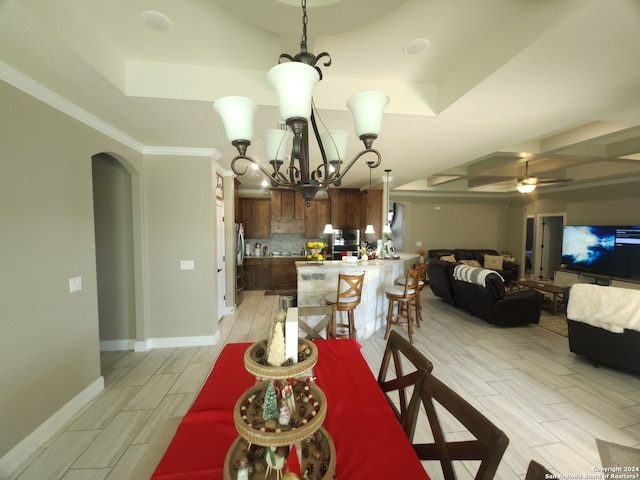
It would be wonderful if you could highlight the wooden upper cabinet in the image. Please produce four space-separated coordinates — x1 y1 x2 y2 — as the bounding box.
304 198 331 238
271 190 305 234
329 189 361 229
360 189 383 242
240 198 271 239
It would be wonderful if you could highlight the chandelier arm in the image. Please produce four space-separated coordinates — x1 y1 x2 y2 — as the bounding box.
310 110 329 166
315 148 381 187
231 155 298 187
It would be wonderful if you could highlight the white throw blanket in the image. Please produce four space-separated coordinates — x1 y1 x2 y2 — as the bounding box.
567 283 640 333
453 264 503 287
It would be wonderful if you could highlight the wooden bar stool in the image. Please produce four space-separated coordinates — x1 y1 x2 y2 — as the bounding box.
396 262 428 326
385 268 420 343
325 273 365 339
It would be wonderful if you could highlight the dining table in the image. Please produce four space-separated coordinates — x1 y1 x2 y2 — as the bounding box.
150 338 430 479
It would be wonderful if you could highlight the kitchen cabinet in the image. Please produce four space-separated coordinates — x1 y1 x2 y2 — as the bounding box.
244 258 271 290
240 198 271 239
270 258 298 290
271 190 305 234
244 257 300 291
304 198 331 238
329 189 360 229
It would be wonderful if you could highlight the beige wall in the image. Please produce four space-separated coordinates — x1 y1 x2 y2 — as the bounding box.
0 80 220 463
0 81 142 458
392 195 511 254
144 155 217 339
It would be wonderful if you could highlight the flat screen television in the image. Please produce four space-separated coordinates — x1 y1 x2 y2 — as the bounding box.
561 225 640 278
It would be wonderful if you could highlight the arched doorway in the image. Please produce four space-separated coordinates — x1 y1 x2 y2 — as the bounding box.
92 153 141 351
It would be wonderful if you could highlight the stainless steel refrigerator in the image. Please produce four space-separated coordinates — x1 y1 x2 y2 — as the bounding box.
235 223 245 305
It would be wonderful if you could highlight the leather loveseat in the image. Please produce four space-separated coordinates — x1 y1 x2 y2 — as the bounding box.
427 259 543 326
428 249 519 286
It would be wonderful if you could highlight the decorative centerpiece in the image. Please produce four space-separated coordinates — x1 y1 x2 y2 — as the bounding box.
224 309 335 480
306 241 327 263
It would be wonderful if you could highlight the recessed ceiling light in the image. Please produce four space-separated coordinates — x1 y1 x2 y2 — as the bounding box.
403 38 430 55
141 10 174 32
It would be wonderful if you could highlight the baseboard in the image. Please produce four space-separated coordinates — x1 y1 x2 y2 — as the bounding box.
0 377 104 478
100 339 135 351
134 332 221 352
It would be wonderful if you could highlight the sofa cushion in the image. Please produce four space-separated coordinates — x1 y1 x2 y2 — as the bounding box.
428 249 455 259
440 254 457 263
483 254 504 270
459 259 481 267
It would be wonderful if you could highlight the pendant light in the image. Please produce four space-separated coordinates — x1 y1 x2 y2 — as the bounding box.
383 169 392 234
365 161 375 235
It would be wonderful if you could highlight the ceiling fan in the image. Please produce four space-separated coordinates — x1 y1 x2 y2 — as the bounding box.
516 161 572 193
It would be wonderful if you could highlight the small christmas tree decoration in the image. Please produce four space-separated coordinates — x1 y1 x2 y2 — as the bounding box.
267 321 286 366
262 380 279 421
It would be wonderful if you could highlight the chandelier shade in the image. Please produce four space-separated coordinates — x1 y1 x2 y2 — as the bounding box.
320 130 349 162
262 128 293 162
213 96 257 143
347 91 389 138
267 62 320 121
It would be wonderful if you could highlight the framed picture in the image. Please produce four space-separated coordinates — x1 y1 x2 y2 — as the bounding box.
216 173 224 199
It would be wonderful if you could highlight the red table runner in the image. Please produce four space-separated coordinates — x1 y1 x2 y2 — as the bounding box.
151 340 429 479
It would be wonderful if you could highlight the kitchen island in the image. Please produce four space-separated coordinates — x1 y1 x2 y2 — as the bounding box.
296 253 419 339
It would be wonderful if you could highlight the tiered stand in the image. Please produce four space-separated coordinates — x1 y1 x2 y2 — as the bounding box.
223 338 336 479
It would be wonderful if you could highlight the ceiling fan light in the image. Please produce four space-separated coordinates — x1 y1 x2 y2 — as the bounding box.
347 91 389 137
262 128 292 161
213 96 257 143
516 183 536 193
267 62 320 121
320 130 350 162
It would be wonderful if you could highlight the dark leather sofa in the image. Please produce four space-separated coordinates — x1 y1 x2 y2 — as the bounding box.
429 249 519 286
428 259 543 326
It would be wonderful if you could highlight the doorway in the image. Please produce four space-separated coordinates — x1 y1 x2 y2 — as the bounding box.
92 153 136 350
533 214 565 280
216 199 226 321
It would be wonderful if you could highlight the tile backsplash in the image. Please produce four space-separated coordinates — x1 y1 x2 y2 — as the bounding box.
245 233 314 256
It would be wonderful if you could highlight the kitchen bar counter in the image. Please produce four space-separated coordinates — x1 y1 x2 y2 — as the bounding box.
296 253 419 339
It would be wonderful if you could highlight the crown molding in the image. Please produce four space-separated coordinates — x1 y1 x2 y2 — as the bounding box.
0 61 217 159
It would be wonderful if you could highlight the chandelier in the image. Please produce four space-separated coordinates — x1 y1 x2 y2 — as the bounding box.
213 0 389 206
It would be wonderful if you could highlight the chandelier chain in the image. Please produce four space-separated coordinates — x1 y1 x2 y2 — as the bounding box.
301 0 308 46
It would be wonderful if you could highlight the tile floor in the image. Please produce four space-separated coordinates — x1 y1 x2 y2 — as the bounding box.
7 289 640 479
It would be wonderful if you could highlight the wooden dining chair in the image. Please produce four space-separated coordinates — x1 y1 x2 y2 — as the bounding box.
403 369 509 480
524 460 552 480
296 304 337 339
325 273 365 339
377 330 434 426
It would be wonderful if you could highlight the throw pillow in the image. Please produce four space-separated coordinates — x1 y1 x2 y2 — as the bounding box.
483 254 504 270
440 254 457 262
460 259 481 267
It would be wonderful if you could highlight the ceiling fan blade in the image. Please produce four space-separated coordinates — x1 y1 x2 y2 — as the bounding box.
538 178 572 185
